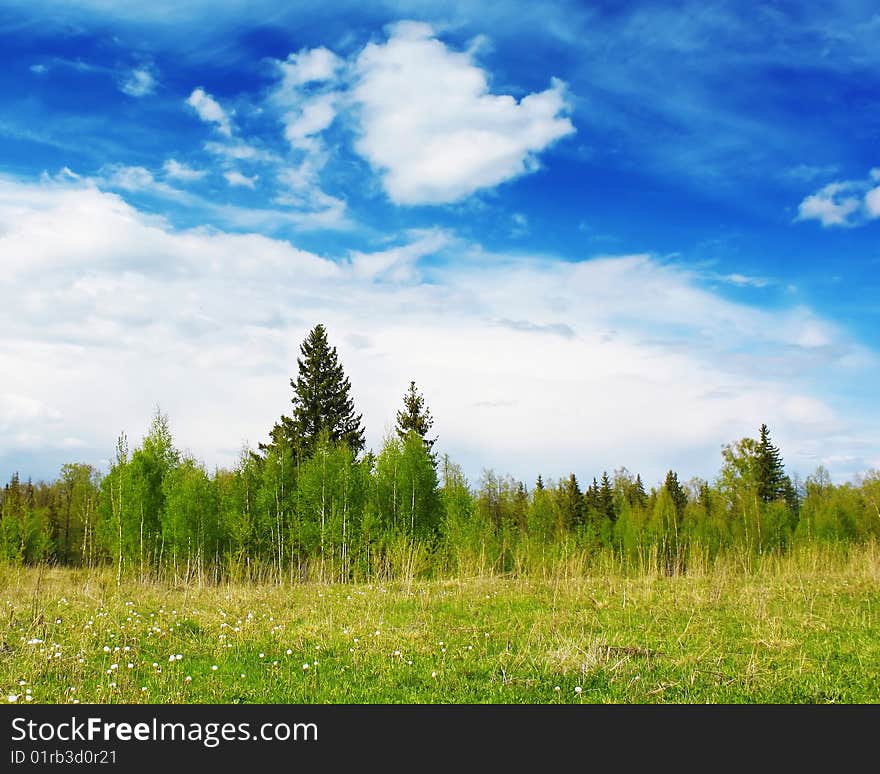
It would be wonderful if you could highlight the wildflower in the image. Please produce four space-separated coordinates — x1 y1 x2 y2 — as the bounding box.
259 653 265 658
25 695 33 702
211 665 218 671
302 663 309 670
574 686 583 694
141 687 147 692
103 646 111 653
554 686 561 692
431 671 438 679
127 663 134 669
185 676 192 683
286 649 292 655
7 695 18 703
175 654 183 661
27 638 43 645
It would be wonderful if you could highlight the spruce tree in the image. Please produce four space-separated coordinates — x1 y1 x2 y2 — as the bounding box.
664 470 688 520
627 474 648 510
599 471 616 523
274 324 365 459
756 423 786 503
395 381 436 453
560 473 584 530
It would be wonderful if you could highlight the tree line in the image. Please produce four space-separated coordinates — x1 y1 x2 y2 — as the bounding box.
2 324 878 582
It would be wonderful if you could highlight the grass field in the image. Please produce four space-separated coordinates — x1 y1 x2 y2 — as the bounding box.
1 545 878 704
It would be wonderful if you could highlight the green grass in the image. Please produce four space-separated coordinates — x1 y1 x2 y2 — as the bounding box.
1 545 878 704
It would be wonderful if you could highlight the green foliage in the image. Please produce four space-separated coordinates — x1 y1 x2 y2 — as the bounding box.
4 376 879 583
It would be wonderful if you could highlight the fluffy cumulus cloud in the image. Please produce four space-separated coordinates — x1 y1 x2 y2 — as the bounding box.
350 22 575 205
275 46 342 96
797 169 880 227
260 24 575 208
1 175 878 484
186 87 232 136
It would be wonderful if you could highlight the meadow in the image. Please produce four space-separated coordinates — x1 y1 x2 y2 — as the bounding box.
1 544 878 704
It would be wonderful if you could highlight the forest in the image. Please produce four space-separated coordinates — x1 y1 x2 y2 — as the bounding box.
2 324 879 583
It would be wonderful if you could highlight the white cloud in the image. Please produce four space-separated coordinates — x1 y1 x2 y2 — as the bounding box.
866 186 880 218
203 141 277 163
796 170 880 227
717 273 770 288
224 170 258 188
163 158 206 181
186 87 232 137
283 93 337 150
274 47 342 100
30 63 48 75
348 229 450 282
101 165 154 191
120 67 156 97
350 21 575 205
98 164 188 201
2 176 878 484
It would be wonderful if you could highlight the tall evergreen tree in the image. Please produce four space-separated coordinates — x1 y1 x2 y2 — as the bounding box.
664 470 688 520
756 423 786 503
599 471 616 523
273 325 365 459
395 381 436 453
560 473 584 530
627 474 648 510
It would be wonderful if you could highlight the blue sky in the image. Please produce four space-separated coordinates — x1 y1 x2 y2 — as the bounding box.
1 0 879 487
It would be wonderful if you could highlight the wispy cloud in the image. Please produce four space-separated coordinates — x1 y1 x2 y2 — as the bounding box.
223 170 258 188
203 141 278 163
162 158 206 182
186 87 232 136
119 66 157 97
